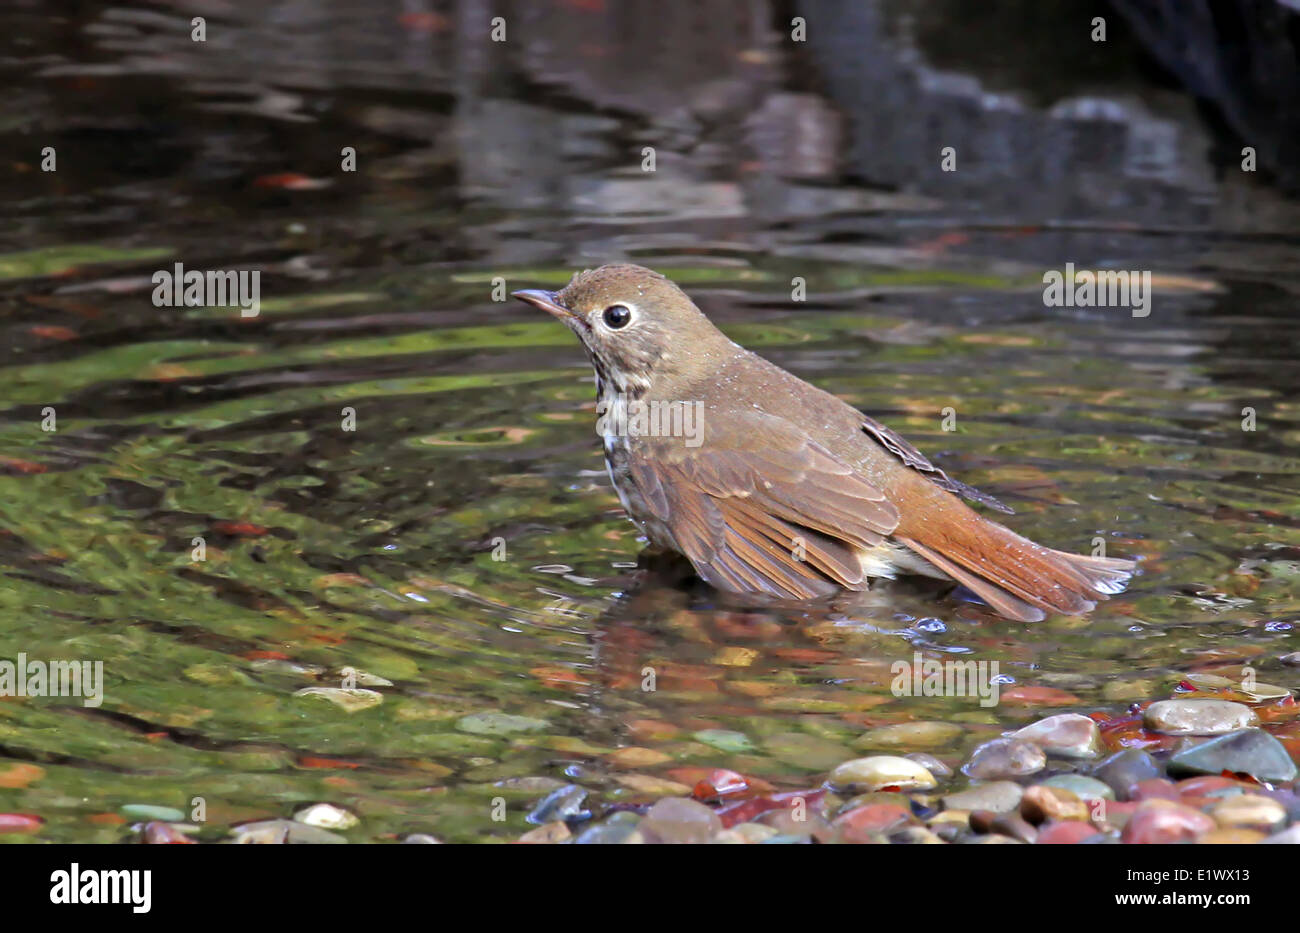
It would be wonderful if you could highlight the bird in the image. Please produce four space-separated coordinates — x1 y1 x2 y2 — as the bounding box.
513 264 1136 622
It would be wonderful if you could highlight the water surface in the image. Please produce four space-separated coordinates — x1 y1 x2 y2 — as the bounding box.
0 0 1297 841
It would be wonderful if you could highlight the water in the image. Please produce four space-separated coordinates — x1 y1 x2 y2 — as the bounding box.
0 1 1297 841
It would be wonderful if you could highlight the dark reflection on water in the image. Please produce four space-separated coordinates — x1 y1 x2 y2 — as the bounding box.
0 1 1297 841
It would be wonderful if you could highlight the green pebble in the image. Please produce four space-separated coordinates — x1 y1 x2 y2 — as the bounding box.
120 804 187 822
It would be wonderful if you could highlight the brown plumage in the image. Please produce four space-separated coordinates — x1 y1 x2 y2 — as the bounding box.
514 264 1136 622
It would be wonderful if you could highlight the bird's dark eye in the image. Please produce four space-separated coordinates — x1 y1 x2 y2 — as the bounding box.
602 304 632 329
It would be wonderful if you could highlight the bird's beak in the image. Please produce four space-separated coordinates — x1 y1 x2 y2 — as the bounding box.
511 289 574 319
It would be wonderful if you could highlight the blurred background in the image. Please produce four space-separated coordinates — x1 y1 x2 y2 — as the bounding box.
0 0 1297 843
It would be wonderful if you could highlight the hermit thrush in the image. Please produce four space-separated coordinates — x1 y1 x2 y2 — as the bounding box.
514 264 1135 622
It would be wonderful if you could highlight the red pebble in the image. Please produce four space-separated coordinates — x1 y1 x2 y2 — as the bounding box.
0 814 43 833
692 769 751 803
834 804 912 842
212 521 269 536
29 326 78 341
1133 778 1180 801
1000 686 1079 706
716 788 825 829
1175 775 1242 798
143 821 196 844
1036 821 1101 844
1121 801 1215 844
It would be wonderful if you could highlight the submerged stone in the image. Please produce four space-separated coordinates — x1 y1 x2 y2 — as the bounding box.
639 797 721 844
941 781 1023 813
827 756 937 793
293 802 358 829
1091 748 1161 800
455 712 548 735
961 738 1045 779
1167 729 1298 783
231 819 347 844
1143 699 1257 735
1039 774 1115 802
1010 713 1102 758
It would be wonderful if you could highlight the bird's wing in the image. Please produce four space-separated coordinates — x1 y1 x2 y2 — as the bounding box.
626 411 899 599
859 413 1014 514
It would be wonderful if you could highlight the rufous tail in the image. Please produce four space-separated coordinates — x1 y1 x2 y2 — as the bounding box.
898 514 1135 623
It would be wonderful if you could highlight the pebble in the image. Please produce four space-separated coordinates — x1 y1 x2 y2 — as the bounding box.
494 776 568 794
1019 785 1089 824
941 781 1023 813
711 830 749 844
834 804 914 842
293 803 358 830
1080 831 1121 844
1090 800 1137 832
1121 800 1216 844
1210 794 1286 831
639 798 721 844
827 756 937 793
1011 713 1102 758
1132 778 1180 801
614 774 693 796
230 819 347 844
120 804 186 822
692 730 755 753
961 738 1045 779
455 712 548 735
930 821 969 843
1101 679 1155 702
0 814 43 834
141 822 196 844
928 810 971 827
1173 775 1243 799
518 821 572 844
1039 774 1114 801
1167 729 1298 782
606 746 672 768
989 814 1037 843
904 752 952 778
692 769 751 802
1036 821 1101 844
765 733 854 770
1143 699 1258 735
1197 828 1267 844
402 834 442 843
1186 673 1291 703
854 721 963 749
891 825 945 844
1091 748 1161 800
337 666 393 687
732 822 780 843
292 687 383 713
574 821 644 844
526 784 590 824
758 808 832 839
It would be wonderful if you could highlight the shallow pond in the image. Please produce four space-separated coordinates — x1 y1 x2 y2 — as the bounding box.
0 1 1296 842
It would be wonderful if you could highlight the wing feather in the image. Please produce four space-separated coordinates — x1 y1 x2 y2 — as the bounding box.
629 411 897 597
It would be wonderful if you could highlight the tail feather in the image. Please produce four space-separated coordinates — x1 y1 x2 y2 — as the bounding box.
898 516 1137 623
